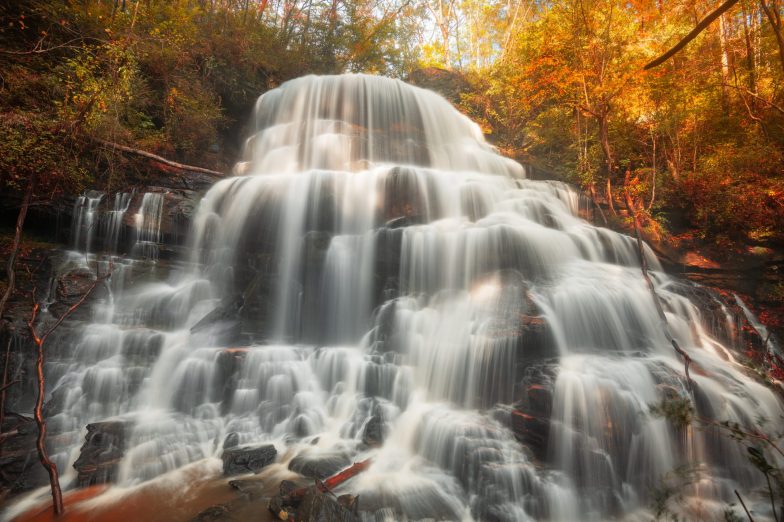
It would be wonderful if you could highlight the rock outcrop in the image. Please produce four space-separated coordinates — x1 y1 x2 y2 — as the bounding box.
73 420 128 487
222 443 277 476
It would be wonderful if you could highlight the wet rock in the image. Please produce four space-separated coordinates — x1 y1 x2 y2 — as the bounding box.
222 444 277 476
228 478 265 499
510 410 549 460
297 487 360 522
519 314 555 363
0 413 48 495
337 494 359 512
361 415 384 447
73 420 127 487
268 495 290 520
509 363 558 461
279 479 299 496
189 479 267 522
223 432 240 450
190 504 230 522
190 294 244 344
213 349 248 414
121 188 201 251
384 215 425 229
373 229 403 308
381 166 429 221
56 267 97 301
289 452 351 480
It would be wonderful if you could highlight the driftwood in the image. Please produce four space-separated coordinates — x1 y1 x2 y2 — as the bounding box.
644 0 740 70
95 139 224 177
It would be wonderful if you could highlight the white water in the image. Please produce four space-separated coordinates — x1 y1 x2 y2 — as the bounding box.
17 74 784 521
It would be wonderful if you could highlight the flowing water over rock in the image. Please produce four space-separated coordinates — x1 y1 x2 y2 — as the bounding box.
13 74 784 521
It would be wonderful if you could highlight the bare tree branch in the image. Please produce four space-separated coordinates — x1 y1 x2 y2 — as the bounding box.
0 177 34 322
644 0 740 70
623 173 694 388
95 139 224 177
27 263 112 516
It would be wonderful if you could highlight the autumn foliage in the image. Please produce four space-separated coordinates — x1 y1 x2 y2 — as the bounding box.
1 0 783 247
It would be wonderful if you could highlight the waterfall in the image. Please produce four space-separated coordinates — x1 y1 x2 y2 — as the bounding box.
131 192 165 261
102 192 132 254
70 192 104 252
26 74 783 521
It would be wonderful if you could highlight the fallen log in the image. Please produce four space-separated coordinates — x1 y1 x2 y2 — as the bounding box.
94 139 224 177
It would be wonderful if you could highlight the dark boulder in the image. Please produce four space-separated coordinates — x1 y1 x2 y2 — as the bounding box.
361 415 384 447
213 348 248 414
222 444 277 476
380 166 429 222
508 363 558 461
223 432 240 450
228 478 266 499
296 487 360 522
0 413 48 495
289 451 351 480
73 420 128 487
190 504 231 522
190 294 245 345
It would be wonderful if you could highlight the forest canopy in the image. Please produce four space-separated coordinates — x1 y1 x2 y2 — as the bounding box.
1 0 784 248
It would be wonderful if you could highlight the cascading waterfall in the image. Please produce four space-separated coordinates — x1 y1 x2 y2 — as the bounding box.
20 74 783 521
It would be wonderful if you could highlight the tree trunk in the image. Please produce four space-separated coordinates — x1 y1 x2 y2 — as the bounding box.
0 178 33 321
0 336 12 437
598 113 617 215
26 268 108 516
761 0 784 76
741 0 758 98
33 317 64 516
588 183 608 225
719 13 732 107
648 133 657 210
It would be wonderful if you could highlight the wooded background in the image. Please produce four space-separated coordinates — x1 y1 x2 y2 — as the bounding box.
1 0 783 264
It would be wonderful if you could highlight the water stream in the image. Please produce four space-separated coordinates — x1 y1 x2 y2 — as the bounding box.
10 74 784 521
